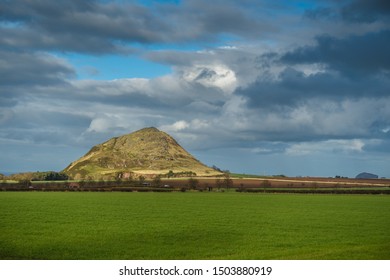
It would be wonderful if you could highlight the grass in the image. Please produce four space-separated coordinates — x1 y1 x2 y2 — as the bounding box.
0 192 389 260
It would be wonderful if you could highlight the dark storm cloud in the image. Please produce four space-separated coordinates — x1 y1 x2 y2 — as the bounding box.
281 30 390 76
170 0 274 40
364 137 390 154
0 0 164 53
235 26 390 143
0 49 75 110
0 110 91 146
238 67 390 110
0 50 75 86
0 25 130 54
304 0 390 23
341 0 390 23
0 0 273 54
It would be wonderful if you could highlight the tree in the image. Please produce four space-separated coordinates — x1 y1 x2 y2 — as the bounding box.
79 179 86 188
215 177 223 190
167 170 175 178
187 177 199 190
31 171 69 181
222 172 233 190
153 175 162 187
19 179 31 188
212 165 222 172
138 175 146 184
261 180 271 188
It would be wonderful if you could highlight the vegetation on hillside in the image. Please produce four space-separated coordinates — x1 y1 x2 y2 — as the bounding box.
4 171 68 181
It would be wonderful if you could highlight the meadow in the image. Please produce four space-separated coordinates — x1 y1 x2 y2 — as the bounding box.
0 192 389 259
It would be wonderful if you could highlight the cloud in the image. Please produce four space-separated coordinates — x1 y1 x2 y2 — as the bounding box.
147 47 261 88
239 68 390 115
281 30 390 76
341 0 390 23
0 109 14 124
304 0 390 23
304 7 337 21
0 50 75 112
170 0 276 40
0 0 165 53
0 0 275 54
0 50 75 86
160 120 190 132
181 64 237 94
285 139 366 156
4 46 388 156
237 94 390 142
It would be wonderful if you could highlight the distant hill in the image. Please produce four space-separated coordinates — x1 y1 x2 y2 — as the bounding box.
63 127 221 179
355 172 378 179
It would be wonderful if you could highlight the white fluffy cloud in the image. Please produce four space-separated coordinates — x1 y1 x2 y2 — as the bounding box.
181 64 237 94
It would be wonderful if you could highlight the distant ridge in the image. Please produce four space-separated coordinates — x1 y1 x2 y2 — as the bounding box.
63 127 220 179
355 172 378 179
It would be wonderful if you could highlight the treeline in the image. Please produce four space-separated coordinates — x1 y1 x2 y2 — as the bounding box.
5 171 69 181
163 170 197 178
0 173 233 192
0 180 189 192
31 171 69 181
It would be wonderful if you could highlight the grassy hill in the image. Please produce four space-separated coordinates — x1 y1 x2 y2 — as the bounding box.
63 127 220 179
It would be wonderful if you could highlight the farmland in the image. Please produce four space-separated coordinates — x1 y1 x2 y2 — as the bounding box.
1 192 389 259
2 175 390 194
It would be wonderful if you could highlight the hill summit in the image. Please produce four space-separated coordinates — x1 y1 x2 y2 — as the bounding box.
63 127 220 179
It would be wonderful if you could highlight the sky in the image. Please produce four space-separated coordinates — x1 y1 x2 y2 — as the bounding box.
1 0 390 178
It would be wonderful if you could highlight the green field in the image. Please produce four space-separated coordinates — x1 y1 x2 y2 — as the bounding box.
1 192 389 259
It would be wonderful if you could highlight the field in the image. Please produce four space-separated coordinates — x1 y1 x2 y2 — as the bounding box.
3 176 390 195
1 192 390 260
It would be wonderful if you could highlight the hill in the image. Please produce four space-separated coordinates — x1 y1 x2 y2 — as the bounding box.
355 172 378 179
63 127 220 179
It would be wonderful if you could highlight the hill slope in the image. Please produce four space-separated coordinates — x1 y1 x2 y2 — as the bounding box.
63 127 220 179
